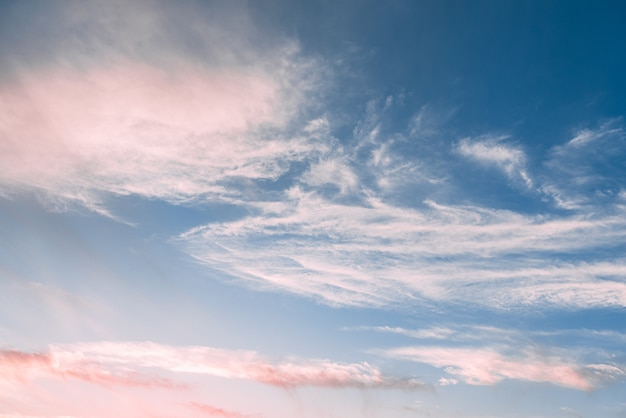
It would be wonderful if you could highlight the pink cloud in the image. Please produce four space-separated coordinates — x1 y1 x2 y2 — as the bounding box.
0 342 424 417
1 342 422 391
244 358 421 389
190 403 252 418
0 61 319 208
0 348 180 389
380 345 623 390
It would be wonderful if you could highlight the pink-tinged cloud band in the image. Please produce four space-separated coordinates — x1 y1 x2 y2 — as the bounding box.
378 345 624 390
0 348 179 389
190 402 252 418
1 342 422 391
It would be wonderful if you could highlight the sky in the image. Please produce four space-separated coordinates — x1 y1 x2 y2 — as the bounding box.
1 0 626 417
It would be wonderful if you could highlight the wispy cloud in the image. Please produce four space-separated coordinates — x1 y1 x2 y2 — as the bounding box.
0 348 179 389
456 135 533 188
343 325 456 340
190 403 253 418
378 345 623 390
0 1 326 214
542 118 626 209
3 0 626 322
0 415 83 418
1 342 422 390
181 186 626 309
354 323 626 390
347 323 626 346
302 155 359 195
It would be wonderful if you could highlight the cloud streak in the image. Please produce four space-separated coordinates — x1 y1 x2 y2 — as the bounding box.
190 403 252 418
181 186 626 309
1 342 422 391
542 118 626 209
355 322 626 390
456 135 533 188
0 348 178 389
378 345 624 390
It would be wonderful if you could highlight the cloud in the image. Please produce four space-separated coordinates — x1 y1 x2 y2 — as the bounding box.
360 323 626 390
158 102 625 312
190 403 252 418
1 342 422 391
542 118 626 209
343 326 456 340
0 348 179 389
301 155 359 195
181 187 626 309
379 345 623 390
0 1 326 213
562 120 624 149
3 1 626 319
456 135 533 188
0 415 83 418
437 377 458 386
349 323 626 348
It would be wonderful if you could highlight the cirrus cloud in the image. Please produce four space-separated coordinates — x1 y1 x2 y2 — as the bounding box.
1 342 423 390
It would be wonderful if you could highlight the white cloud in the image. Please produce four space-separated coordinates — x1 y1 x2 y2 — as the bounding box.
456 136 533 188
542 119 626 209
344 326 456 340
564 120 623 149
302 156 359 195
437 377 458 386
181 188 626 309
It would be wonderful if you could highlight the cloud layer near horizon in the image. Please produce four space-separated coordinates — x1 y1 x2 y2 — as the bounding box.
358 324 626 391
0 341 422 390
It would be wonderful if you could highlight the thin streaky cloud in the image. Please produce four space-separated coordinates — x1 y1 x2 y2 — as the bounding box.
181 186 626 309
456 135 533 188
0 415 83 418
0 349 180 389
190 403 253 418
377 345 623 390
561 119 624 149
1 342 423 390
348 324 626 347
343 326 456 340
542 119 626 209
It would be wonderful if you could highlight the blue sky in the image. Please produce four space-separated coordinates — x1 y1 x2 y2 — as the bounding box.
1 1 626 417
